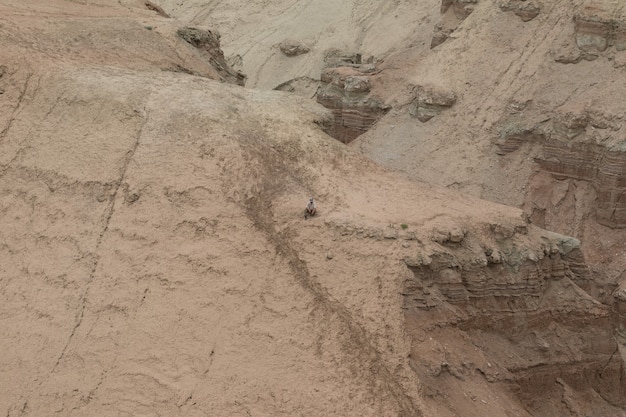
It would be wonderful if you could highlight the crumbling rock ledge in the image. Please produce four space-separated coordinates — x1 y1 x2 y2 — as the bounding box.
177 27 246 86
403 222 626 414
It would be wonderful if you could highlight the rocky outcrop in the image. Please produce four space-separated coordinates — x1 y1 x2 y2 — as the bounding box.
575 14 613 52
409 85 456 122
442 0 478 19
431 24 456 49
574 2 626 52
432 0 478 48
316 64 389 143
494 106 626 228
404 224 575 309
550 1 626 64
537 141 626 227
273 76 320 98
177 27 246 86
323 48 364 67
495 125 544 154
537 108 626 228
499 0 541 22
144 0 170 17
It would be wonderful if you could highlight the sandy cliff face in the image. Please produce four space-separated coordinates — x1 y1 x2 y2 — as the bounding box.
154 0 439 90
1 1 625 417
358 0 626 279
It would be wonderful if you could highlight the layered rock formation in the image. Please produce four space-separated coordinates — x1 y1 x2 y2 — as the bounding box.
538 142 626 227
403 222 626 415
317 63 389 143
348 0 626 326
495 105 626 228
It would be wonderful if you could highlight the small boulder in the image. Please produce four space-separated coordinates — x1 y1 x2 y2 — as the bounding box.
499 0 540 22
431 224 466 244
279 40 310 57
409 84 457 122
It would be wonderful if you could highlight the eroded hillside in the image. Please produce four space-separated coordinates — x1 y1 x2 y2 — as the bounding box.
152 0 626 289
1 1 625 417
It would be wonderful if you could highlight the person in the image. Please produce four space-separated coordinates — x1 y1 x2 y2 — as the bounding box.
305 197 316 218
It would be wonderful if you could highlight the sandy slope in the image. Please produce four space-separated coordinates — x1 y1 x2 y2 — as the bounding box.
1 48 417 417
0 62 533 416
0 2 512 415
153 0 626 311
156 0 438 89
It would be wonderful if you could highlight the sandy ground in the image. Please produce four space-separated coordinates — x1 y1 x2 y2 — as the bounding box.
156 0 439 89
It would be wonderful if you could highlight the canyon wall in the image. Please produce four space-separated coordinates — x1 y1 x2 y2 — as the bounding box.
403 223 626 416
495 106 626 229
